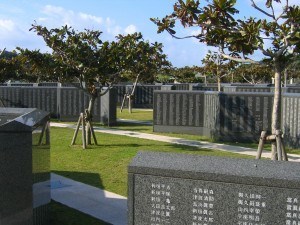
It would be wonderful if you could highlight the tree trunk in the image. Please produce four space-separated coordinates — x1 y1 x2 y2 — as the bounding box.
284 69 288 88
128 74 140 113
128 95 133 114
217 77 221 92
271 59 282 160
86 94 96 145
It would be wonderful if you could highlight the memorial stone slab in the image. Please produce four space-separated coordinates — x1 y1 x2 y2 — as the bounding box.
128 151 300 225
58 87 86 121
114 85 128 106
282 93 300 148
218 92 273 141
0 108 50 225
99 87 117 125
0 87 22 107
153 91 206 135
153 91 274 142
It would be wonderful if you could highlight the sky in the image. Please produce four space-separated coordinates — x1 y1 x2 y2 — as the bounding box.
0 0 298 67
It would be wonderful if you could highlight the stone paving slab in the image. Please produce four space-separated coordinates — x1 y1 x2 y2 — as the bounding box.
51 173 127 225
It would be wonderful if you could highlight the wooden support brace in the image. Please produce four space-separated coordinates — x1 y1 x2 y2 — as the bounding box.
71 114 82 146
38 121 47 145
89 121 98 146
81 113 87 149
256 131 267 159
275 130 283 161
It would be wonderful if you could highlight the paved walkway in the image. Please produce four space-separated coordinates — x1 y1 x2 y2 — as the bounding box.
50 122 300 162
51 173 127 225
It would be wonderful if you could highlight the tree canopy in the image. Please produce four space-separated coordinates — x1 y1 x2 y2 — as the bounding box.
151 0 300 160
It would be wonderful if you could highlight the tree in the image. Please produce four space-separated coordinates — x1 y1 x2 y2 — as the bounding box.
202 50 236 90
169 66 205 83
151 0 300 160
117 32 171 113
233 62 273 84
30 24 122 148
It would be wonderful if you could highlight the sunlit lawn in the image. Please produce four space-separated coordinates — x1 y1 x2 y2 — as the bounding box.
51 127 254 197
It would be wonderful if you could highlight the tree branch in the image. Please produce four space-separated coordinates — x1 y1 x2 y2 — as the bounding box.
98 85 112 97
250 0 275 19
219 49 260 64
258 46 274 57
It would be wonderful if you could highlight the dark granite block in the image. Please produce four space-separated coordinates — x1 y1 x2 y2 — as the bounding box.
153 91 274 142
128 151 300 225
58 87 86 121
0 108 50 225
99 87 117 125
282 93 300 148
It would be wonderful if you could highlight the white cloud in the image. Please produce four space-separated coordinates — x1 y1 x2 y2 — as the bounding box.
39 5 136 39
79 13 103 24
0 19 15 32
107 25 122 36
124 24 137 34
0 19 48 52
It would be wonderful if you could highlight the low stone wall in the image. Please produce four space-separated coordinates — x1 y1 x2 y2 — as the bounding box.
282 93 300 148
153 90 300 148
0 86 117 125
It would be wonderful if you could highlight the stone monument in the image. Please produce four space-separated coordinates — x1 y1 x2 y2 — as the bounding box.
128 151 300 225
0 108 50 225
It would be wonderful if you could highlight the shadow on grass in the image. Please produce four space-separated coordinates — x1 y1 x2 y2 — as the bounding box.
50 200 112 225
52 170 105 190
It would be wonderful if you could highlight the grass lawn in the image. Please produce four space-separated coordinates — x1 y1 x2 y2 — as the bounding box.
114 108 299 153
50 201 111 225
117 107 153 121
51 127 254 197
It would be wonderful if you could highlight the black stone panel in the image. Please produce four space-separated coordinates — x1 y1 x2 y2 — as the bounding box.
218 93 273 141
58 87 86 121
282 93 300 148
128 152 300 225
0 87 22 107
0 108 50 225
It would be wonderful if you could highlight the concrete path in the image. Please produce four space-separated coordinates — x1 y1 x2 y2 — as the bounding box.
51 173 127 225
50 122 300 162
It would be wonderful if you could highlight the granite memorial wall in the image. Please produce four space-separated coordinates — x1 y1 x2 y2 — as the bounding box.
223 86 271 93
128 151 300 225
282 93 300 148
0 108 50 225
192 84 220 91
0 86 116 125
114 84 178 108
153 91 274 142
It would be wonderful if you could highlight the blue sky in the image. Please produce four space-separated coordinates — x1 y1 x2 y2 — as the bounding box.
0 0 297 67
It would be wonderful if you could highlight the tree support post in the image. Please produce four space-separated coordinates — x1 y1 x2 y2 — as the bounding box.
256 130 288 161
71 111 98 149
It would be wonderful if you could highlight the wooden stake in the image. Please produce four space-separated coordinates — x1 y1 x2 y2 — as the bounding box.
120 94 127 112
81 113 87 149
256 129 289 161
45 121 50 145
71 114 82 145
275 130 283 161
256 131 267 159
38 121 47 145
281 139 288 161
89 121 98 145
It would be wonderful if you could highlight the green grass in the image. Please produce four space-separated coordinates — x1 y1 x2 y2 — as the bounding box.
50 201 111 225
106 122 273 149
51 127 253 197
117 107 153 121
